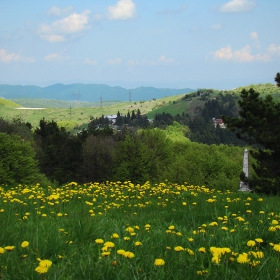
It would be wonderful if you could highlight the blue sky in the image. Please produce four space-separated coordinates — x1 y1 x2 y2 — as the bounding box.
0 0 279 89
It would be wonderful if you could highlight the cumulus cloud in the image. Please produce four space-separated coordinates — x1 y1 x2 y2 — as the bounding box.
214 45 270 62
250 31 260 48
267 44 280 56
47 6 74 17
107 58 122 65
84 58 98 65
38 10 91 42
44 53 70 62
0 49 34 63
157 55 175 63
107 0 136 20
219 0 256 13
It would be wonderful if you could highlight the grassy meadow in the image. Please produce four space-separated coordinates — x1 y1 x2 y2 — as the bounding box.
1 181 280 279
0 95 185 130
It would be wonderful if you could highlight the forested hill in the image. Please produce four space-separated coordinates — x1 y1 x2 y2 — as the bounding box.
0 83 195 102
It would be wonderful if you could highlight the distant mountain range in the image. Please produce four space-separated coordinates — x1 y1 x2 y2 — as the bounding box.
0 83 195 102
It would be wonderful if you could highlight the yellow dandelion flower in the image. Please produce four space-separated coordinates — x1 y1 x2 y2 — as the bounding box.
39 259 52 268
117 249 126 255
21 241 29 248
111 233 119 239
255 251 264 258
0 247 5 254
35 266 49 274
250 260 261 267
255 238 263 243
126 227 134 233
124 237 130 241
134 241 142 246
154 258 165 266
272 220 279 225
186 248 194 255
268 226 277 232
174 246 184 252
102 251 110 257
122 251 135 258
198 247 206 253
209 222 218 227
4 246 15 251
104 241 115 248
273 244 280 252
188 238 194 242
237 253 250 264
168 225 175 230
247 240 256 247
95 239 104 244
211 255 220 264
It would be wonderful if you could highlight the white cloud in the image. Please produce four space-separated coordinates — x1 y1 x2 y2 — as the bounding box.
267 44 280 56
0 49 34 63
44 53 70 62
38 10 90 42
47 6 73 17
219 0 256 13
107 0 136 20
214 45 271 62
157 55 175 63
250 31 260 48
250 31 258 39
84 58 98 65
108 58 122 65
210 24 222 30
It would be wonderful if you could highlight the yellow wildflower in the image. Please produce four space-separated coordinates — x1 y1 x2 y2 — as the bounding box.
154 258 165 266
247 240 256 247
21 241 29 248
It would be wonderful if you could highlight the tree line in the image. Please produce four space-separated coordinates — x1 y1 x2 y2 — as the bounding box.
0 116 244 191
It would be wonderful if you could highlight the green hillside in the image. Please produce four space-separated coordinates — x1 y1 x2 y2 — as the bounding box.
1 83 279 129
0 95 183 129
0 98 21 107
147 83 280 118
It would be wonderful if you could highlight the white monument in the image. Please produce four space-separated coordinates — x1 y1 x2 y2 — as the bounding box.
239 149 252 192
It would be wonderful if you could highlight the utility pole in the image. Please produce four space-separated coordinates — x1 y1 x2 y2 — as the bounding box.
69 106 72 120
100 96 103 109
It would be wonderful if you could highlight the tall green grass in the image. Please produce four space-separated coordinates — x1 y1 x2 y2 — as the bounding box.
1 181 280 279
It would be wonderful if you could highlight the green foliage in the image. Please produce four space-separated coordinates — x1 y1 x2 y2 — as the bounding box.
114 133 152 182
80 135 115 182
0 133 46 185
34 119 83 184
223 87 280 194
275 72 280 87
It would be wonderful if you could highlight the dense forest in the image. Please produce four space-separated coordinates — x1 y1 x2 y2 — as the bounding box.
0 116 244 191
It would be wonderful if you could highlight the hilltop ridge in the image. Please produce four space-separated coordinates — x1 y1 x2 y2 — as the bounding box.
0 83 195 102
